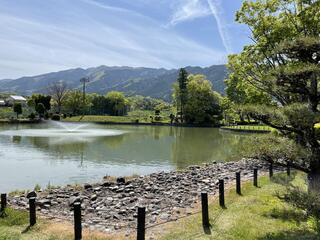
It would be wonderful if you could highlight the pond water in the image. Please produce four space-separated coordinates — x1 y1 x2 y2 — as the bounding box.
0 122 253 192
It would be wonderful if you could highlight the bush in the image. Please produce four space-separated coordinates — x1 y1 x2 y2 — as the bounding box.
154 115 162 121
28 112 36 120
278 186 320 233
51 114 61 121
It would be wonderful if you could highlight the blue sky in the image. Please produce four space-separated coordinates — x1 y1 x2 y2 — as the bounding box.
0 0 249 79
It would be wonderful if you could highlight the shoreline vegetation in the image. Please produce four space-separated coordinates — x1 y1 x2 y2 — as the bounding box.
220 125 272 133
1 165 315 239
0 115 274 132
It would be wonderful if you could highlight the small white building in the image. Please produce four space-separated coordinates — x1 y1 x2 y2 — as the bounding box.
0 99 5 107
5 95 27 106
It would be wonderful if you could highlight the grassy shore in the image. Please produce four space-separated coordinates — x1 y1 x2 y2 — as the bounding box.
160 173 317 240
0 173 317 240
0 208 127 240
221 125 272 133
63 111 171 124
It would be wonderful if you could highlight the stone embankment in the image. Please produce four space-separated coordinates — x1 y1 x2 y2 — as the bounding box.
8 159 276 234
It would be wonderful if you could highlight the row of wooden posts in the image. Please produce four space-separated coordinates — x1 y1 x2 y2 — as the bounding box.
0 164 289 240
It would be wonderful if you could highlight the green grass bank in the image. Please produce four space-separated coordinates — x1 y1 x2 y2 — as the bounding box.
159 173 318 240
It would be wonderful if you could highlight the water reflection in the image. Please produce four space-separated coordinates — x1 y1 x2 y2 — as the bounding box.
0 123 253 192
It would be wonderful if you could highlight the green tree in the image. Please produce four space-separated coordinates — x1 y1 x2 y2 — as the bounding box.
29 94 51 111
64 90 89 114
13 103 22 119
184 74 222 124
174 68 188 121
105 91 129 116
231 0 320 191
35 103 45 118
91 95 110 115
225 60 272 122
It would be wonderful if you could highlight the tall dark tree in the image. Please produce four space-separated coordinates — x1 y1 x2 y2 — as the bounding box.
31 94 51 111
230 0 320 191
176 68 188 121
35 103 46 118
13 103 22 119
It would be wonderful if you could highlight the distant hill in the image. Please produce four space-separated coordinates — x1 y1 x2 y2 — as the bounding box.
0 65 228 101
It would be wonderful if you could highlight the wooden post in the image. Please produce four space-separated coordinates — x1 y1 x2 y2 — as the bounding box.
1 193 7 211
29 197 36 226
236 172 241 195
269 163 273 178
74 202 82 240
219 179 225 207
201 192 209 228
137 207 145 240
287 164 291 176
253 168 258 187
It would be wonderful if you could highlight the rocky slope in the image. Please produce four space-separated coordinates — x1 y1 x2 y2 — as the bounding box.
8 159 279 235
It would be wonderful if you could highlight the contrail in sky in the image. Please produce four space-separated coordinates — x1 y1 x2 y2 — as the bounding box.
207 0 233 54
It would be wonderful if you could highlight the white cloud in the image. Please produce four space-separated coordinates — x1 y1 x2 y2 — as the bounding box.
0 0 226 79
169 0 211 26
207 0 233 54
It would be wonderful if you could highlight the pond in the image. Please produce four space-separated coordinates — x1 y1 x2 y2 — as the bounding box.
0 122 253 192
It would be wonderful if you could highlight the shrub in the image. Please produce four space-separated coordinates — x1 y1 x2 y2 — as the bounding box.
28 112 36 120
51 114 61 121
154 115 162 121
34 184 41 191
278 186 320 233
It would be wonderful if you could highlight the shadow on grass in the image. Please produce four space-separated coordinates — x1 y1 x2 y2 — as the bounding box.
257 229 319 240
263 208 308 224
270 172 298 186
203 224 212 235
0 210 7 218
21 225 32 234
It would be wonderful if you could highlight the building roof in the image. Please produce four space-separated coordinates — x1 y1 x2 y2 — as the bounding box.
9 95 26 101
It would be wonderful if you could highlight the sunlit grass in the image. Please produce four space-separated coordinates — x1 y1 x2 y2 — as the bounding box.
222 125 272 132
161 173 317 240
63 110 171 124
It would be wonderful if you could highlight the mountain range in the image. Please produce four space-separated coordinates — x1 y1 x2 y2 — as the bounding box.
0 65 228 101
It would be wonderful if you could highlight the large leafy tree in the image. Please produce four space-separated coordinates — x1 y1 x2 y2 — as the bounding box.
64 90 90 114
29 94 51 111
230 0 320 190
105 91 129 116
174 74 222 124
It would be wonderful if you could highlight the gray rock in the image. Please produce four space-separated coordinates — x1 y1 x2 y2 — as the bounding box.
84 183 92 189
116 177 125 184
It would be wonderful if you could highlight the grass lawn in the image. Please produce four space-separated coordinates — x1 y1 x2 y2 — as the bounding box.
1 173 318 240
0 208 126 240
63 111 171 124
160 173 318 240
221 125 272 132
